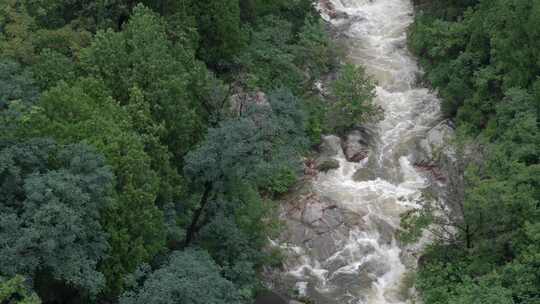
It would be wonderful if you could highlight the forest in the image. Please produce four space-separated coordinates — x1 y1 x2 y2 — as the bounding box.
407 0 540 303
0 0 380 303
2 0 538 303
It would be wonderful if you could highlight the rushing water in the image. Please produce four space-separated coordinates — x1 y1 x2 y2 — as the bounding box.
276 1 443 303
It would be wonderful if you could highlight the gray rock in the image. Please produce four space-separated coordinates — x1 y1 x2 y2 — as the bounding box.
342 209 368 229
319 135 342 158
359 259 391 278
254 292 287 304
316 158 340 172
333 11 349 19
414 120 455 165
311 233 338 261
342 130 370 162
331 268 375 291
352 167 376 182
370 215 395 245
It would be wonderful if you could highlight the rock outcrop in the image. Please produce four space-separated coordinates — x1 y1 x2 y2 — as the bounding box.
409 120 455 183
314 135 342 172
317 159 340 172
342 130 370 162
230 91 269 116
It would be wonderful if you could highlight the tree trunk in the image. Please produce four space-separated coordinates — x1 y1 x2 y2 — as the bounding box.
183 182 212 247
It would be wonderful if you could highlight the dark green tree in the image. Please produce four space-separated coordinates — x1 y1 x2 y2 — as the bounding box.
0 275 41 304
120 250 241 304
18 78 166 295
0 139 112 297
183 88 307 246
80 4 213 162
0 59 39 109
190 0 247 67
328 63 378 132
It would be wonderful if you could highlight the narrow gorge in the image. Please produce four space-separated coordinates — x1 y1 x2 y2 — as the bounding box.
271 1 454 303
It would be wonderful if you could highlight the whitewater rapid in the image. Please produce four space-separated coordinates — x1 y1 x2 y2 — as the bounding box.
277 1 442 303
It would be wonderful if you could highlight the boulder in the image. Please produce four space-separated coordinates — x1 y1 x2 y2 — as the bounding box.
414 120 454 166
254 292 287 304
370 215 395 245
316 159 340 172
319 135 341 158
352 166 376 182
342 130 370 162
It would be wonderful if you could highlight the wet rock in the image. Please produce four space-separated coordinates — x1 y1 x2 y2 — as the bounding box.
359 259 391 278
301 200 326 225
333 11 349 19
370 215 395 245
304 158 319 177
412 120 454 166
282 193 349 261
319 135 342 158
352 167 376 182
322 206 344 228
331 268 375 290
342 209 368 229
342 130 370 162
316 159 340 172
254 292 287 304
284 220 315 245
311 232 338 261
319 0 345 19
325 257 350 274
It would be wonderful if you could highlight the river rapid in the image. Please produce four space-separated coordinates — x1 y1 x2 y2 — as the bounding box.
274 1 444 303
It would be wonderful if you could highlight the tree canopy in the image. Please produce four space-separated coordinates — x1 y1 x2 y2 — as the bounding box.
406 1 540 303
0 139 112 297
0 0 367 303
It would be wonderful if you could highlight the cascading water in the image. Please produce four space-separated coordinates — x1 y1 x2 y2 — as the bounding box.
274 1 443 303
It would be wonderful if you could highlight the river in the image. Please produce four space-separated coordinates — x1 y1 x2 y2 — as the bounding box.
274 0 443 303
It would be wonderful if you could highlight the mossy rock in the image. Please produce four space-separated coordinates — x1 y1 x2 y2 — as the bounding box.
317 159 340 172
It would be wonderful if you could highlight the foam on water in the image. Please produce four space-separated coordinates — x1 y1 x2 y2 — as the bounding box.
279 1 442 303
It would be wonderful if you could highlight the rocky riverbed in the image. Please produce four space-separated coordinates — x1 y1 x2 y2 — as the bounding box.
264 1 456 303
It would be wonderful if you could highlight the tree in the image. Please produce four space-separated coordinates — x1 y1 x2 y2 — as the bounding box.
407 3 540 302
196 182 280 298
183 88 307 246
0 0 92 65
293 17 336 81
120 250 241 304
190 0 247 67
239 0 317 29
0 139 112 298
184 88 307 192
18 78 166 295
0 275 41 304
31 49 76 90
0 59 39 109
328 63 378 132
238 16 303 93
80 4 212 162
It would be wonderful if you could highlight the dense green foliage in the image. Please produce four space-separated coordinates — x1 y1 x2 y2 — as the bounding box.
407 0 540 303
0 140 112 298
0 275 41 304
119 250 242 304
0 0 376 303
328 63 378 132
